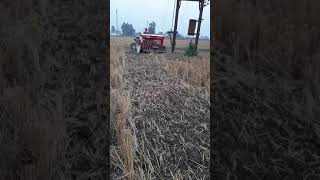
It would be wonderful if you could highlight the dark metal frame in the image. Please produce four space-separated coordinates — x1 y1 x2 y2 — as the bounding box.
171 0 209 53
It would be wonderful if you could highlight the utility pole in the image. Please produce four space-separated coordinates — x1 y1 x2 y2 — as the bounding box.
170 0 208 53
171 0 181 53
195 0 204 51
116 9 118 34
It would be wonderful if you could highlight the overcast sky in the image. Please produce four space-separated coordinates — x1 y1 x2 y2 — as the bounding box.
110 0 210 37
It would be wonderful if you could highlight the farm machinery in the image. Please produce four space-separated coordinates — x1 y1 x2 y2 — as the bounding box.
130 34 167 53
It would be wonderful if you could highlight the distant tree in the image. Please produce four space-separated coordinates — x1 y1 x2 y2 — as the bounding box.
176 32 184 39
158 31 163 35
111 25 116 34
200 35 209 40
121 22 135 36
116 30 121 35
148 21 156 34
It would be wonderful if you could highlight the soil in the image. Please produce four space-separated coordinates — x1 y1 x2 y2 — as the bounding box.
1 1 108 179
122 50 210 179
41 1 109 178
212 42 320 179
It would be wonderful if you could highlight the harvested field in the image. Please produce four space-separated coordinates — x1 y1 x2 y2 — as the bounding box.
111 37 210 179
163 38 210 53
212 0 320 178
212 41 320 179
0 1 108 179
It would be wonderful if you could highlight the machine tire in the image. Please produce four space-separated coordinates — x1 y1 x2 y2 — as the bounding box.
130 43 136 50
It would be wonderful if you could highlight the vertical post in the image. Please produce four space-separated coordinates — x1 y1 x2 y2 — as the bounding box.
171 0 181 53
116 9 118 34
195 0 204 51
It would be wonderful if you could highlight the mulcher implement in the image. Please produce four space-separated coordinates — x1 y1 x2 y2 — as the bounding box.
130 34 166 53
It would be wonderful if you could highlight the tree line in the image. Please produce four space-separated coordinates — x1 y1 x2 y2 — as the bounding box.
111 21 157 36
111 21 205 39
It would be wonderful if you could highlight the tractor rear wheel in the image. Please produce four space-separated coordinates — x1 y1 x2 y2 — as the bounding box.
130 43 136 50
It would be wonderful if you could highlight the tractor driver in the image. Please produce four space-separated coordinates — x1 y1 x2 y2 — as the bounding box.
143 28 149 34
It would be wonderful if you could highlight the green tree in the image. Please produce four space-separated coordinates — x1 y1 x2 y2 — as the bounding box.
184 41 198 56
111 25 116 34
148 21 156 34
121 22 135 36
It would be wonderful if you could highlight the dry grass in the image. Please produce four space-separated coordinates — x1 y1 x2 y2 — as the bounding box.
110 38 135 180
0 1 66 179
214 0 320 85
110 36 210 93
2 1 109 179
111 36 210 179
213 43 320 179
213 1 320 178
111 36 210 50
213 0 320 122
163 38 210 51
160 53 210 99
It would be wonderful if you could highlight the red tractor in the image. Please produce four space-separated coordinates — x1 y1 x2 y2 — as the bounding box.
131 33 166 53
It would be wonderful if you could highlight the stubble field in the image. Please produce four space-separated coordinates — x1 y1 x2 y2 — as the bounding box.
110 36 210 179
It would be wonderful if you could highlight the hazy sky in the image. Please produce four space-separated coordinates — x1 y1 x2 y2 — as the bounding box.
110 0 210 37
